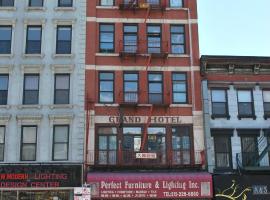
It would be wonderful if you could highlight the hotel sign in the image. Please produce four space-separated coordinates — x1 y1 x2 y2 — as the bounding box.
108 116 183 124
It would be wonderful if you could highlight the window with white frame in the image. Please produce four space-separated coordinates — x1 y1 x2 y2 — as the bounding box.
0 0 14 6
211 89 228 117
21 126 37 161
237 90 254 117
100 0 114 6
23 74 39 105
0 26 12 54
0 126 5 161
56 26 72 54
53 125 69 160
29 0 43 7
0 75 8 105
25 25 42 54
54 74 70 104
263 90 270 117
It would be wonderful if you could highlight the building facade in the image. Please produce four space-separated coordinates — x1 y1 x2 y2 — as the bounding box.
201 56 270 199
85 0 212 199
0 0 86 199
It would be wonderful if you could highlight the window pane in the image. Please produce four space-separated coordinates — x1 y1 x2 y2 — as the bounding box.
56 75 69 89
100 33 113 42
238 90 252 102
172 45 184 54
100 73 113 80
58 27 72 40
148 127 166 134
0 144 4 161
212 90 226 102
29 0 43 6
171 26 184 33
239 103 253 115
148 74 162 81
124 73 138 81
59 0 72 7
0 26 12 40
149 83 162 93
100 25 114 32
99 136 107 150
125 82 137 92
147 26 160 33
25 75 39 90
98 127 117 134
101 0 114 6
124 25 137 33
22 145 36 160
216 153 230 168
54 144 68 160
173 93 186 103
263 91 270 102
100 81 113 91
212 103 226 115
55 90 69 104
214 136 231 168
23 91 39 104
173 83 186 92
1 0 14 6
123 127 141 134
22 127 36 143
171 34 184 43
0 91 8 105
109 136 117 150
170 0 182 7
54 126 68 142
0 127 5 143
100 92 113 102
0 76 8 90
28 27 41 40
98 151 107 164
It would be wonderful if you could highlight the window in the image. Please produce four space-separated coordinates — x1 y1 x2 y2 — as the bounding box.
170 25 185 54
98 127 117 165
23 74 39 105
263 90 270 118
122 127 141 164
123 24 138 53
0 0 14 6
147 0 160 5
123 73 138 103
21 126 37 161
172 127 191 165
147 25 161 53
53 125 69 160
241 135 258 167
0 75 8 105
170 0 183 7
147 127 166 164
25 26 42 54
58 0 72 7
0 26 12 54
172 73 187 103
0 126 5 161
237 90 254 117
99 72 114 103
214 135 232 169
56 26 72 54
268 135 270 165
100 0 114 6
54 74 70 104
29 0 43 7
211 89 228 117
100 24 114 53
148 73 163 104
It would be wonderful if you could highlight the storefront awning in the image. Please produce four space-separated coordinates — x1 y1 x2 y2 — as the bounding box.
87 172 213 199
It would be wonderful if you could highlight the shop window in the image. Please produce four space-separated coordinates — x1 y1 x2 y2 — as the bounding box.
122 127 141 164
0 26 12 54
100 0 114 6
172 73 187 103
123 24 138 53
25 25 42 54
170 0 183 8
172 127 191 165
58 0 72 7
23 74 39 105
29 0 43 7
211 89 229 118
99 72 114 103
0 0 14 6
53 125 69 161
241 135 258 167
0 126 5 161
21 126 37 161
263 90 270 118
123 72 138 103
213 135 232 169
54 74 70 104
147 25 161 54
148 73 163 104
147 127 166 164
56 26 72 54
237 90 255 118
98 127 117 165
99 24 114 53
170 25 185 54
0 75 8 105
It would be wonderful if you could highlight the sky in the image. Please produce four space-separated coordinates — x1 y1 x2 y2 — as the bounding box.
197 0 270 57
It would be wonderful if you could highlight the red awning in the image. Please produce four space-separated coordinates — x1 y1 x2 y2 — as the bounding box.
87 172 213 199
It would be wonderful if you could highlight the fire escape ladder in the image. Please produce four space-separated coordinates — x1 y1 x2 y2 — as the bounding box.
144 6 151 23
140 105 153 152
146 54 152 71
255 139 270 166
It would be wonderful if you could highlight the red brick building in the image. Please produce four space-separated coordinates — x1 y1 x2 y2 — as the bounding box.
85 0 212 199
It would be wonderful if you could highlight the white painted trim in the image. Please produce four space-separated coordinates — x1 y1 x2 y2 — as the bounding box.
0 65 14 74
96 6 119 9
168 54 190 58
87 17 198 24
16 114 43 125
51 64 75 73
86 65 200 71
20 64 44 74
95 53 119 57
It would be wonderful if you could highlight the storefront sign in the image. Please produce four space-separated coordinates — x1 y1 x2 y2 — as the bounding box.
108 116 183 124
136 153 157 159
74 187 91 200
87 172 213 199
214 174 270 200
0 165 82 188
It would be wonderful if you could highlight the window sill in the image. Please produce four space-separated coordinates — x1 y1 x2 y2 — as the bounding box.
0 7 16 11
211 114 231 120
49 104 73 109
165 7 187 11
23 54 44 58
54 7 76 11
53 54 74 58
17 105 42 109
96 6 119 9
168 54 189 58
25 7 46 11
96 53 119 57
96 103 118 107
0 54 13 58
170 104 192 107
0 105 11 109
238 115 256 120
